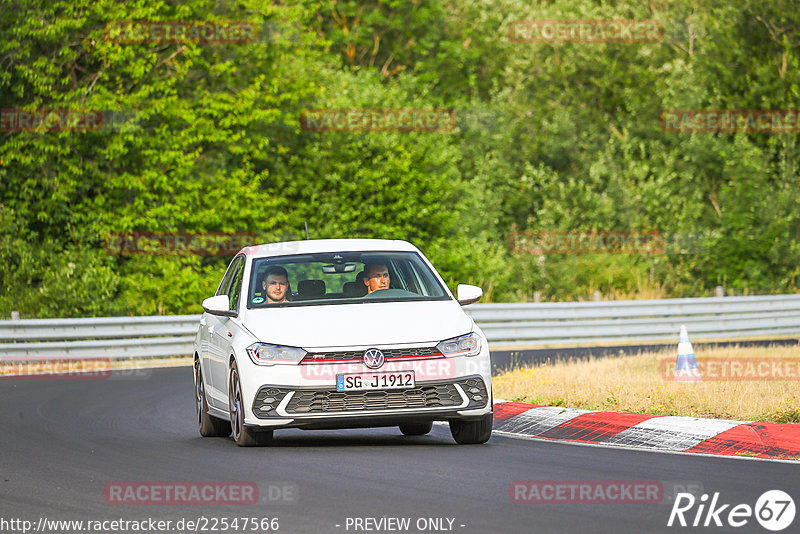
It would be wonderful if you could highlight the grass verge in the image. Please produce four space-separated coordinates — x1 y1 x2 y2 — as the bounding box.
493 344 800 423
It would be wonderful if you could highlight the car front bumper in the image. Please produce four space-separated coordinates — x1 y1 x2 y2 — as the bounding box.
246 374 490 429
237 345 493 429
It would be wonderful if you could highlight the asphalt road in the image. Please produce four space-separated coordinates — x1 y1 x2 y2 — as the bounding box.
2 367 798 534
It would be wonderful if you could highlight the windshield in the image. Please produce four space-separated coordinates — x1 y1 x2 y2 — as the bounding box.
246 251 450 308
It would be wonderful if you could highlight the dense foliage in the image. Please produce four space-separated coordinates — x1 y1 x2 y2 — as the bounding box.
1 0 798 317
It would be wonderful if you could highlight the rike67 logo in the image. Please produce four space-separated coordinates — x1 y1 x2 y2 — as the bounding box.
668 490 795 531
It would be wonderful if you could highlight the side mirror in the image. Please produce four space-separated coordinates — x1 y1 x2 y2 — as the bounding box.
202 295 237 317
456 284 483 306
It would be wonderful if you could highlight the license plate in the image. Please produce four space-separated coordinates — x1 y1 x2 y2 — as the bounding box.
336 371 415 392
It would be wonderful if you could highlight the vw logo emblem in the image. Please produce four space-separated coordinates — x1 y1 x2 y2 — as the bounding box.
363 348 384 369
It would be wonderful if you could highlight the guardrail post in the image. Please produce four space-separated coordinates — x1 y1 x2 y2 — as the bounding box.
715 286 724 297
593 291 602 302
10 311 20 320
534 291 541 303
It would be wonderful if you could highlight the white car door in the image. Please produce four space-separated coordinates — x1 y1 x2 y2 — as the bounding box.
207 255 245 409
199 258 237 396
199 257 238 405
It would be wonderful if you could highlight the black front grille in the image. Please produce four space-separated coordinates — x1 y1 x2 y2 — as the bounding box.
286 384 459 414
301 346 442 363
282 376 488 415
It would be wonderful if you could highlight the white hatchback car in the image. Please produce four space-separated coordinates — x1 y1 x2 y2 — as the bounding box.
193 239 493 446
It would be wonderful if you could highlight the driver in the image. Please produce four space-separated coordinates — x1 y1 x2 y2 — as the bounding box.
262 266 290 303
363 262 390 294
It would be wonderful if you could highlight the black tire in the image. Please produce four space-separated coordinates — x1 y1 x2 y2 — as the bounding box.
399 421 433 436
195 358 231 438
229 360 273 447
449 413 492 444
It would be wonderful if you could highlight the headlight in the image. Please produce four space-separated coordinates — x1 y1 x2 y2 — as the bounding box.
246 343 307 366
436 333 482 357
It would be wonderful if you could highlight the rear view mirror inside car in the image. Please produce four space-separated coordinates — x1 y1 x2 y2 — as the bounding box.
322 263 356 274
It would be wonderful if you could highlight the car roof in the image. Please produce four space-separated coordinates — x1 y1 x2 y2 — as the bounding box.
239 238 419 259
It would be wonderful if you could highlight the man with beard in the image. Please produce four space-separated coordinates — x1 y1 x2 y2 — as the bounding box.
261 265 291 303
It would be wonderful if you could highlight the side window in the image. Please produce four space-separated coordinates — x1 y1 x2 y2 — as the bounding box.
415 264 433 296
227 257 246 311
216 257 241 296
405 258 438 296
394 260 420 295
386 259 402 290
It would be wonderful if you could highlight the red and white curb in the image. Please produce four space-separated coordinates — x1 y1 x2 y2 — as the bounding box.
493 401 800 460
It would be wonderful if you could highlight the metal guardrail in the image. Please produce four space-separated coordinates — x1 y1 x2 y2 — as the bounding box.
464 294 800 346
1 295 799 360
0 315 199 360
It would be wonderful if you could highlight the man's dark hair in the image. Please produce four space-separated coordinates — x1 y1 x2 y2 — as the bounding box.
362 261 388 277
262 265 288 282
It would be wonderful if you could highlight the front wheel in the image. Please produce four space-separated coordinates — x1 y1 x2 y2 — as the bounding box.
449 413 492 444
195 358 231 438
229 360 273 447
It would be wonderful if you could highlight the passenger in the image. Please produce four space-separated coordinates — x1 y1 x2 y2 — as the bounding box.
362 262 390 294
262 266 290 303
